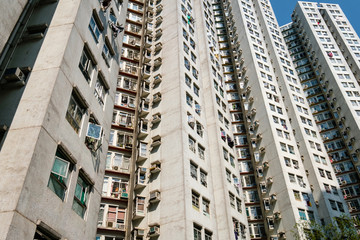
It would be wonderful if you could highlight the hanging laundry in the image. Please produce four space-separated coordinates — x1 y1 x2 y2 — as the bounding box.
187 15 195 24
327 52 333 58
109 20 124 38
221 130 226 141
317 19 321 25
234 230 239 240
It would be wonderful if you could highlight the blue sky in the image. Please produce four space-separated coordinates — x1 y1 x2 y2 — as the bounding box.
271 0 360 35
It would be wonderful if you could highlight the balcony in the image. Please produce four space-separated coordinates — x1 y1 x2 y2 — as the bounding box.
142 81 150 97
145 36 152 48
133 196 145 219
135 167 147 189
139 98 150 117
146 23 153 34
138 143 148 161
144 50 151 63
147 2 154 12
143 65 151 78
138 119 149 138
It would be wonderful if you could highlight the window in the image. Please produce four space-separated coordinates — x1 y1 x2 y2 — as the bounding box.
189 136 196 153
190 162 198 180
191 52 197 63
202 198 210 216
79 46 96 82
186 93 193 107
194 224 202 240
72 172 92 218
308 211 315 221
337 202 344 212
329 200 337 210
293 190 301 201
192 191 200 209
226 169 231 183
289 173 296 183
94 75 108 106
200 170 207 187
298 209 307 220
48 148 72 200
236 198 242 213
102 41 113 67
229 192 235 208
288 145 295 154
184 42 189 53
33 224 60 240
205 230 212 240
193 84 200 96
89 14 102 43
184 57 190 70
326 171 332 180
66 91 86 133
198 145 205 160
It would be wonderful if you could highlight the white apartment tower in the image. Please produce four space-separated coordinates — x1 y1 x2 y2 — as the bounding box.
282 1 360 222
212 0 347 239
97 0 249 239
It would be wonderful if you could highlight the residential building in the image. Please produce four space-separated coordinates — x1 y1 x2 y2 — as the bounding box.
282 1 360 222
0 0 124 239
0 0 358 240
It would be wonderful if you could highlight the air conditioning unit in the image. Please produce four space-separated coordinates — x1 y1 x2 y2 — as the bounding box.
120 192 129 198
135 229 145 237
112 166 119 170
149 190 161 203
149 225 160 235
107 221 115 228
115 223 125 230
270 194 277 201
3 67 26 82
259 147 266 153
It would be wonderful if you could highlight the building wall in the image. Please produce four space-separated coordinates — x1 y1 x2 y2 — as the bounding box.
0 0 28 52
0 0 122 239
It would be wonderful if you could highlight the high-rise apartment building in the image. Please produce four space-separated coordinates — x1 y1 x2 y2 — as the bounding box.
0 0 125 239
281 0 360 222
0 0 359 240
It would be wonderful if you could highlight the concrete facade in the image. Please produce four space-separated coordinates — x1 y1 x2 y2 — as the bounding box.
283 1 360 222
0 0 358 240
0 0 123 239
